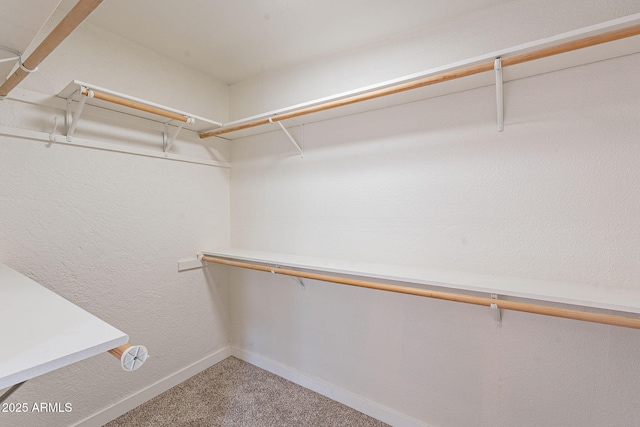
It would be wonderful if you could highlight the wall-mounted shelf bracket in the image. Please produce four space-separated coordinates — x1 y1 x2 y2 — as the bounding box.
271 263 305 289
494 57 504 132
65 86 92 141
490 293 502 323
291 276 305 290
163 117 194 154
49 116 59 143
269 117 304 158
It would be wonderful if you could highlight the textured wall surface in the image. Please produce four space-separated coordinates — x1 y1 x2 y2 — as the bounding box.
231 55 640 288
228 5 640 425
3 1 640 426
0 12 231 427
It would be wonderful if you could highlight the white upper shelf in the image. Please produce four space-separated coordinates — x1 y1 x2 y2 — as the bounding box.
203 248 640 315
58 80 222 133
0 264 128 389
203 13 640 140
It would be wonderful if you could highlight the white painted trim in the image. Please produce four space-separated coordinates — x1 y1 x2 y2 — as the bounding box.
0 125 230 168
231 346 431 427
73 346 232 427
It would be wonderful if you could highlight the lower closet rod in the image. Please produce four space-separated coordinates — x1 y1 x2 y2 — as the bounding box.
201 255 640 330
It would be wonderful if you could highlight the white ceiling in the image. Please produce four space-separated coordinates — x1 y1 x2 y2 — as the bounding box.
50 0 511 85
1 0 515 85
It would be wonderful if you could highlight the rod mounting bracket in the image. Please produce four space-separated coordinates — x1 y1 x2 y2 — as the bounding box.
163 117 194 154
494 57 504 132
269 117 304 158
65 86 92 141
490 293 502 324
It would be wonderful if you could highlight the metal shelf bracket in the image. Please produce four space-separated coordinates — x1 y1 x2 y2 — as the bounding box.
291 276 305 290
269 117 304 158
494 57 504 132
271 263 305 290
490 293 502 324
66 87 92 141
163 117 194 154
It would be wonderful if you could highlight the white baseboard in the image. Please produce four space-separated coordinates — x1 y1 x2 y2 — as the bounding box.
74 345 427 427
231 346 429 427
73 346 232 427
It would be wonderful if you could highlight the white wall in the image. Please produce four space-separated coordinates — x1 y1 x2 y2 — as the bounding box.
0 11 230 427
227 2 640 425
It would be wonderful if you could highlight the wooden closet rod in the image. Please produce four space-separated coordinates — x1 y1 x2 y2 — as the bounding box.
0 0 103 98
199 22 640 139
80 88 191 123
201 255 640 330
108 344 132 359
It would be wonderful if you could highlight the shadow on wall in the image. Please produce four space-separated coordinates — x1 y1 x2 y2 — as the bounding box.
203 263 232 342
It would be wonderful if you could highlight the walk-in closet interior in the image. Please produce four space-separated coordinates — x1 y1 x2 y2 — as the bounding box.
1 1 640 426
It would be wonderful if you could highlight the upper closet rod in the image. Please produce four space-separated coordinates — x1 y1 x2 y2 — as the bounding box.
0 0 103 98
79 87 192 123
201 255 640 330
200 22 640 139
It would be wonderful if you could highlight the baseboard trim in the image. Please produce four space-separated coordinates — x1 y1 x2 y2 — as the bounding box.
73 346 232 427
74 345 428 427
231 346 429 427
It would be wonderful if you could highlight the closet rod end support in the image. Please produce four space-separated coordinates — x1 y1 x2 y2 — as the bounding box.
109 344 149 371
494 57 504 133
490 294 502 324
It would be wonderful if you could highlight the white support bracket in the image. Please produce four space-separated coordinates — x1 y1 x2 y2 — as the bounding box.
163 117 194 154
0 45 38 85
49 116 59 143
494 57 504 132
490 293 502 324
271 264 305 289
66 87 92 141
291 276 305 290
269 117 304 158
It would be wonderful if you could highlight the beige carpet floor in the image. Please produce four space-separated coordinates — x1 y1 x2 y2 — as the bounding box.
106 357 389 427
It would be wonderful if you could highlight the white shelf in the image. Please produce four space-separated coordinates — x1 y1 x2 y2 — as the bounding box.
206 13 640 140
58 80 223 133
0 264 128 390
203 248 640 315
